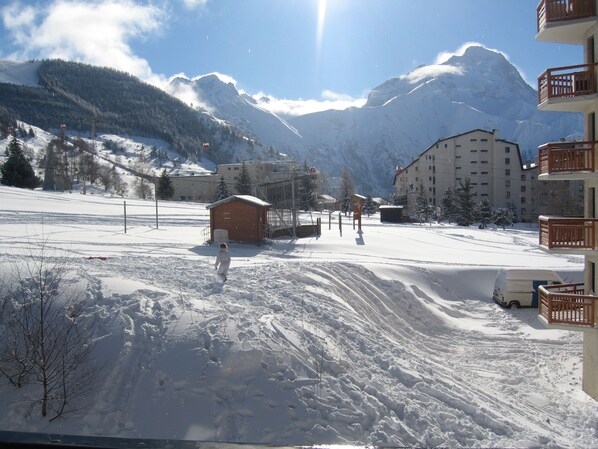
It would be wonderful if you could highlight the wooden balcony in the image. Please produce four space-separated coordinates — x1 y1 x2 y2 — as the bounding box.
537 0 597 43
538 141 595 176
539 216 598 250
539 283 596 327
538 63 598 109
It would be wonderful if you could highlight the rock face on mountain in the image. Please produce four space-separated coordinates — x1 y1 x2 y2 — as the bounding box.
177 46 582 195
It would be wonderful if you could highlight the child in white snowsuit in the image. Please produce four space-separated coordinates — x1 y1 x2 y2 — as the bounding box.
214 243 231 282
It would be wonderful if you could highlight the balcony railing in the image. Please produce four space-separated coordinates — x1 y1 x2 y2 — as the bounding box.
539 216 598 250
538 141 595 175
537 0 596 32
538 63 597 104
539 283 596 327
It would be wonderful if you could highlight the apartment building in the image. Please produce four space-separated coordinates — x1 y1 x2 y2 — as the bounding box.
393 129 538 221
170 160 319 203
536 0 598 399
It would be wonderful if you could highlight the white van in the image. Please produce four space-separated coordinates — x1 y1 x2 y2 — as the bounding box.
493 269 564 309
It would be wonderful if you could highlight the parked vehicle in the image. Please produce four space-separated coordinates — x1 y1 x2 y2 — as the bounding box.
493 269 564 309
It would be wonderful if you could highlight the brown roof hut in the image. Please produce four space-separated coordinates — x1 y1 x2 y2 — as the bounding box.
206 195 272 244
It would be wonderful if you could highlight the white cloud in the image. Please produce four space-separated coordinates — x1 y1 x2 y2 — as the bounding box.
181 0 209 9
253 91 366 117
1 0 165 84
400 65 464 84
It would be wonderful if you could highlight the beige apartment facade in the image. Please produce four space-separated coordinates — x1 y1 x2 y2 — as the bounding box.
536 0 598 400
394 129 537 222
170 160 314 202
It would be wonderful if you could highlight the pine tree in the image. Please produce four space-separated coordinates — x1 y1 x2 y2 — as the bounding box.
415 184 435 225
216 175 229 201
235 162 252 195
299 168 316 211
341 190 351 215
362 195 377 216
455 178 477 226
476 199 493 229
43 142 57 191
493 208 513 230
156 169 174 200
1 136 39 189
506 201 519 224
441 187 458 223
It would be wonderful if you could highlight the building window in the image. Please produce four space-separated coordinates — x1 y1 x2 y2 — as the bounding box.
481 139 488 142
521 208 527 216
521 174 526 181
481 161 488 164
481 193 488 197
456 155 462 159
521 196 526 204
521 186 526 192
471 172 478 175
456 166 462 170
481 182 488 186
470 139 477 142
505 180 510 187
471 150 478 153
506 191 511 199
481 149 488 152
505 147 511 153
471 161 478 164
505 169 511 176
505 158 510 165
481 171 488 175
456 144 462 148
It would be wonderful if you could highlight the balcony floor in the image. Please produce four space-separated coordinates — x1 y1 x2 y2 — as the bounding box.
538 314 597 331
538 93 598 112
537 18 597 44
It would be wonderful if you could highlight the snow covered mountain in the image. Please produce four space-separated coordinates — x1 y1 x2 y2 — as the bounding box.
170 74 304 152
178 46 582 196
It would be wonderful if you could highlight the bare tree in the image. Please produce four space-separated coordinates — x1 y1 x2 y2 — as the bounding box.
0 244 98 420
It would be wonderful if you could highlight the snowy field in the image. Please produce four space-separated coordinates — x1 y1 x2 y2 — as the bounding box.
0 185 596 448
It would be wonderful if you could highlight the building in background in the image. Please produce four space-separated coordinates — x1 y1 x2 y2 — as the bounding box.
535 0 598 400
393 129 538 221
170 160 320 203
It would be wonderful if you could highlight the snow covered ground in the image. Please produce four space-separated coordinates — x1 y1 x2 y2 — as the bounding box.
0 185 595 448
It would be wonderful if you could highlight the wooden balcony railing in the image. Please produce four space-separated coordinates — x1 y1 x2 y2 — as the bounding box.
539 216 598 249
538 63 597 104
539 283 596 327
538 0 596 32
538 141 596 175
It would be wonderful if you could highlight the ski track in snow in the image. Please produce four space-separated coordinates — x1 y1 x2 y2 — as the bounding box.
16 256 590 448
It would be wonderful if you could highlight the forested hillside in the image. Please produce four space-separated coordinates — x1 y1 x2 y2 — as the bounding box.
0 60 271 163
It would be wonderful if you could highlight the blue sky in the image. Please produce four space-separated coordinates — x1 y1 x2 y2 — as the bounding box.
0 0 584 115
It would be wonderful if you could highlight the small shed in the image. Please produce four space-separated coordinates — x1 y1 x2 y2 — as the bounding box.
206 195 272 244
351 194 367 208
379 205 405 223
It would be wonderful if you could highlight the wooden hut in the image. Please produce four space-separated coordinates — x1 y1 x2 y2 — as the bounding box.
379 205 405 223
206 195 272 244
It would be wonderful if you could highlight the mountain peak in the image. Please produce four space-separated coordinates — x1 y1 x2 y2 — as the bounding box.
365 45 528 108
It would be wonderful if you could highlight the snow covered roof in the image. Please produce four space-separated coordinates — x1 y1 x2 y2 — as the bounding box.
317 194 336 202
206 194 272 209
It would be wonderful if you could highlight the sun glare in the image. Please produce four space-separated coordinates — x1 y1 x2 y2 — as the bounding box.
316 0 327 54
